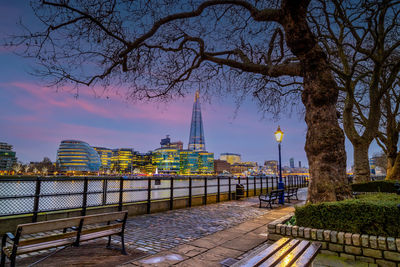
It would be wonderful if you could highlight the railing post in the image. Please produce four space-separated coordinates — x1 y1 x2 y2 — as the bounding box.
246 176 249 197
204 177 207 205
118 177 124 211
253 176 256 196
170 177 174 210
189 177 192 207
102 178 108 206
266 176 269 193
275 176 278 190
260 176 263 195
217 176 220 203
147 177 151 214
32 176 41 222
228 177 231 200
81 177 88 216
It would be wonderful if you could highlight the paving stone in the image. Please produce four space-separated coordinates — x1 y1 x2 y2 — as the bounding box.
356 255 375 263
317 230 324 241
311 229 317 240
298 227 304 238
363 248 382 258
292 226 299 237
340 253 355 261
384 251 400 261
378 236 387 250
345 245 362 255
376 259 396 267
329 243 343 252
304 228 311 239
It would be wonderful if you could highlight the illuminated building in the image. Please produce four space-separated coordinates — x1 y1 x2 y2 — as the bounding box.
133 152 156 174
111 148 134 172
231 162 257 175
220 153 241 165
56 140 100 172
214 160 231 174
290 157 295 168
0 142 17 171
198 151 214 174
93 147 112 171
188 91 206 151
152 147 180 173
264 160 278 175
179 150 199 174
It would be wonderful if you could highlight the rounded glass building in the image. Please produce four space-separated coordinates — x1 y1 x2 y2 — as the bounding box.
57 140 101 172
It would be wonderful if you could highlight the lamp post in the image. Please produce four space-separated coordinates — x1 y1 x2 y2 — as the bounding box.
275 126 285 204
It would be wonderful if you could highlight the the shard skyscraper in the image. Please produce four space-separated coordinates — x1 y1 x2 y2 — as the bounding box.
188 91 206 151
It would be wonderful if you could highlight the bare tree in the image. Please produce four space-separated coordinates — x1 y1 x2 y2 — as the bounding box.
310 0 400 183
8 0 352 203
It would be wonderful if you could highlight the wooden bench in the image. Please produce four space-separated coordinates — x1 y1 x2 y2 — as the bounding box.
236 237 321 267
284 187 299 203
1 211 128 267
259 189 284 208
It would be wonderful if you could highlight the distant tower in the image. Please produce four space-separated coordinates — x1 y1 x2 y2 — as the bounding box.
188 91 206 151
299 161 302 168
290 158 295 168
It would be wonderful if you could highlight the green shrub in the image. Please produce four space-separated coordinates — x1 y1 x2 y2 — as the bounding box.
351 180 399 193
295 193 400 237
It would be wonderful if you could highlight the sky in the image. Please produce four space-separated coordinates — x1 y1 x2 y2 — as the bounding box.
0 1 382 169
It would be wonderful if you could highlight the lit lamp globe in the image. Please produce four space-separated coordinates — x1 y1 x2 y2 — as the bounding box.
274 126 284 143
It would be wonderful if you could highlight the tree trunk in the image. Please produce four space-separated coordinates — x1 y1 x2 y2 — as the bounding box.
282 0 351 203
353 143 371 183
386 153 400 180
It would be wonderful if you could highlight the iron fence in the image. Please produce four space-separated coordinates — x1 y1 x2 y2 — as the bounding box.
0 175 308 221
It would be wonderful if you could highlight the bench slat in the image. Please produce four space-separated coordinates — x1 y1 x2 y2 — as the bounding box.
82 211 127 225
79 228 121 242
290 242 322 267
240 237 291 267
258 239 301 267
19 218 82 235
3 238 74 256
19 231 77 246
274 240 310 267
80 223 123 235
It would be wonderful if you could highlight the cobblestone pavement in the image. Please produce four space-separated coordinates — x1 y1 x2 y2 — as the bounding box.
122 188 308 255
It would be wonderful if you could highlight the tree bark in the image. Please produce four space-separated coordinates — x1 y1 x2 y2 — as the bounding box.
282 0 351 203
353 143 371 183
386 153 400 180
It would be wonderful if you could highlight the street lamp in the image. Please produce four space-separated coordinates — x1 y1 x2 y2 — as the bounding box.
274 126 285 204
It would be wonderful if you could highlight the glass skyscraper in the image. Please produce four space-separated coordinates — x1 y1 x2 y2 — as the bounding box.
0 142 17 171
93 147 113 171
188 91 206 151
57 140 100 172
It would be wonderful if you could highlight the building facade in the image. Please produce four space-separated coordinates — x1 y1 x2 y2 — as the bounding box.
56 140 100 172
220 153 241 165
214 159 231 174
0 142 17 172
93 147 113 171
188 91 206 151
111 148 134 173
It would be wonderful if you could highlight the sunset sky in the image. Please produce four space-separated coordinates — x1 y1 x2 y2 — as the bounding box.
0 1 381 169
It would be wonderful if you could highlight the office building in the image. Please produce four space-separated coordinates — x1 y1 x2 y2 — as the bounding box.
133 152 156 174
290 158 295 168
188 91 206 151
111 148 134 172
299 161 302 168
152 146 180 173
0 142 17 171
56 140 100 172
214 160 231 174
93 147 113 171
220 153 241 165
180 150 199 174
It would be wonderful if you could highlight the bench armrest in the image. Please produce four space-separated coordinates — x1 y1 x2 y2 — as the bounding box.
5 232 15 241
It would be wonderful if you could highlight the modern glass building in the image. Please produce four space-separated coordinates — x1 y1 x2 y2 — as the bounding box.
179 150 199 174
198 151 214 174
0 142 17 171
152 147 180 173
93 147 113 171
111 148 134 173
188 91 206 151
56 140 100 172
133 152 156 174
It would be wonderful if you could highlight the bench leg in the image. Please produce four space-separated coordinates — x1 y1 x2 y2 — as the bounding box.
120 235 127 255
10 255 15 267
0 251 5 267
107 236 112 248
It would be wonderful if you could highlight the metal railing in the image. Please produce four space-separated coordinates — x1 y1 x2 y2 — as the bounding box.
0 175 308 221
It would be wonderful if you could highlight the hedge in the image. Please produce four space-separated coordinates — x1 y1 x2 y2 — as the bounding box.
351 180 399 193
295 193 400 237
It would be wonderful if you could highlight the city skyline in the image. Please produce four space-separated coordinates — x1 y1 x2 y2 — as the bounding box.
0 1 381 169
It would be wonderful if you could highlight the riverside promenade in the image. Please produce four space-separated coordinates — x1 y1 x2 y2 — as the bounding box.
12 189 307 267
